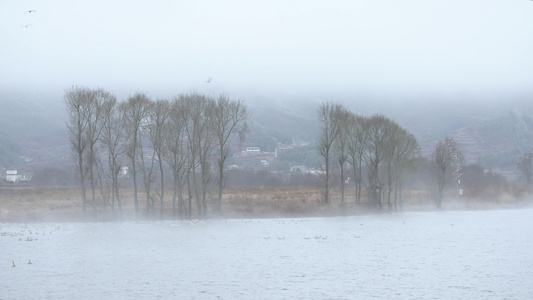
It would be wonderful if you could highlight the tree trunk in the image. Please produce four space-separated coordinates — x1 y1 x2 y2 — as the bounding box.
187 173 193 219
159 158 165 219
192 172 202 218
78 154 87 214
178 191 185 219
145 175 152 214
437 174 445 209
352 162 357 205
217 161 224 213
172 176 177 218
386 185 390 211
340 163 345 205
115 179 122 212
132 165 138 213
399 181 403 211
357 155 363 205
324 153 330 204
201 162 208 217
394 179 398 212
387 184 392 212
90 162 97 216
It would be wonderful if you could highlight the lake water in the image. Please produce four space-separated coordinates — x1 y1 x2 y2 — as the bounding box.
2 209 533 299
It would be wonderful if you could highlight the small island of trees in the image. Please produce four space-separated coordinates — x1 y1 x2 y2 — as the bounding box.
2 86 531 222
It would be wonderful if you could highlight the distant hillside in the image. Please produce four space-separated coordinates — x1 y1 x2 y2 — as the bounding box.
244 94 319 151
245 93 533 176
450 109 533 171
1 88 532 178
0 131 22 167
0 90 68 170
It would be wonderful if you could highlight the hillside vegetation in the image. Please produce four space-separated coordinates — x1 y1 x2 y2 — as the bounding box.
0 90 67 170
451 109 533 171
0 89 532 176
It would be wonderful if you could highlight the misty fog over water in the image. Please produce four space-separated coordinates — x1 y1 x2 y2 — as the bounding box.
2 1 533 298
2 209 532 299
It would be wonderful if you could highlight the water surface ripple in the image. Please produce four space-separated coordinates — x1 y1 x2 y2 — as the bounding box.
2 209 532 299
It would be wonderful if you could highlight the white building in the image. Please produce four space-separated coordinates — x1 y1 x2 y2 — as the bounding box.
246 147 260 153
5 170 32 183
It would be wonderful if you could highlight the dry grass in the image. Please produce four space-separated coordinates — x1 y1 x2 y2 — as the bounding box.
0 186 83 222
0 185 531 222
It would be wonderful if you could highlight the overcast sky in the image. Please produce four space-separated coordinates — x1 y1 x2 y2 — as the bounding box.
1 0 532 98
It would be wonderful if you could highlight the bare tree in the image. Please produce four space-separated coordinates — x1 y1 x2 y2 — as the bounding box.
94 155 112 210
120 93 152 213
346 114 366 206
384 122 403 211
333 108 351 205
390 129 421 211
432 136 464 208
182 93 215 217
140 133 157 215
363 115 395 209
100 97 125 212
65 86 91 214
164 98 190 218
212 95 249 214
317 102 344 204
65 87 113 216
85 89 114 215
136 101 157 216
517 152 533 185
147 99 171 218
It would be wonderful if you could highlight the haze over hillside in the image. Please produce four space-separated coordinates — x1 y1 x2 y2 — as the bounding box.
1 0 532 176
0 88 531 178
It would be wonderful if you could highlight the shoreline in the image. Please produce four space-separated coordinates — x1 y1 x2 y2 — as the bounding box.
1 185 531 223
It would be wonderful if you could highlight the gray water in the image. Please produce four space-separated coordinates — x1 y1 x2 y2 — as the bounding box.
2 209 532 299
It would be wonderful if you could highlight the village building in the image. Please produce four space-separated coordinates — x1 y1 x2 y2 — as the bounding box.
2 170 32 183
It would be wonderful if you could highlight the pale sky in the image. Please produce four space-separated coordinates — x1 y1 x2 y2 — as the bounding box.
1 0 532 98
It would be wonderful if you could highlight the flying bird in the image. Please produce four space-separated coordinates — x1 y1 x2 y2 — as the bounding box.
205 77 212 83
20 24 31 29
26 10 37 13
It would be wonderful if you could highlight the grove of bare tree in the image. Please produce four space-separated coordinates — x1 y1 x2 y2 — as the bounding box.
65 88 249 218
317 102 421 210
65 86 116 216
